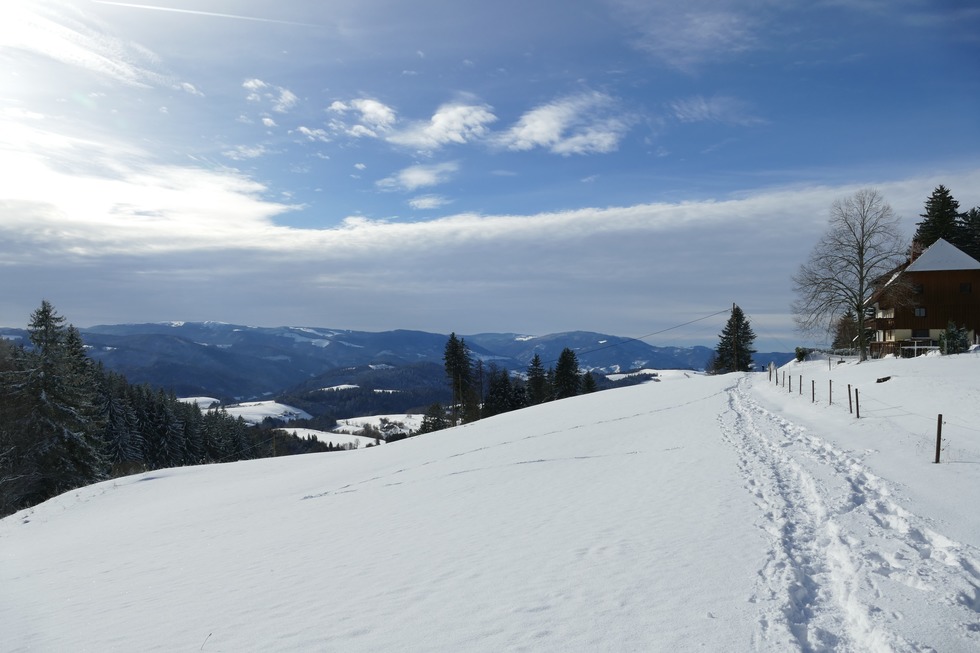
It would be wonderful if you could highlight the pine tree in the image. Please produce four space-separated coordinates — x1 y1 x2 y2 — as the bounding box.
553 347 581 399
526 354 550 405
443 333 475 424
418 403 448 433
713 304 757 373
482 365 513 418
581 370 598 393
913 185 964 250
21 302 105 503
959 207 980 262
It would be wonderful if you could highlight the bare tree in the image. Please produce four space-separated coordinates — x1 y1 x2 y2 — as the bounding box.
792 188 908 361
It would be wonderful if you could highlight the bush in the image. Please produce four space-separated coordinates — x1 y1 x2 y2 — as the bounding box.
795 347 813 362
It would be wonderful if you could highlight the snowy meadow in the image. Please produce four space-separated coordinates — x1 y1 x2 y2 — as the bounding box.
2 353 980 652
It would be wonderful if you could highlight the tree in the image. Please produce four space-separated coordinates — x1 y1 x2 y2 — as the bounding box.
443 333 474 425
20 301 105 504
913 185 963 252
959 207 980 262
792 188 907 361
581 371 598 393
553 347 581 399
712 304 756 373
525 354 550 405
418 403 448 434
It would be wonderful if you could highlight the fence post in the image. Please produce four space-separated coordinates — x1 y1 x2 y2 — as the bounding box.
812 380 815 403
848 384 853 414
789 374 792 393
855 388 860 419
934 414 943 464
829 379 833 406
782 371 785 388
799 375 803 395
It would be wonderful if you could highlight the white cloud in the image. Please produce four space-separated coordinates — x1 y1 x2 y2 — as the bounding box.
376 162 459 192
243 78 298 113
496 92 629 155
669 96 764 126
296 126 330 142
408 194 451 210
2 1 170 88
388 102 497 151
223 144 267 160
274 88 298 113
328 98 397 138
178 82 204 96
262 117 278 128
609 1 758 71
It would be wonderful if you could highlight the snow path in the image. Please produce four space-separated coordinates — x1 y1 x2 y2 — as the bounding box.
722 375 980 652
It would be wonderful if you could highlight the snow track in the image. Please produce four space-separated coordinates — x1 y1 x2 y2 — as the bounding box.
721 376 980 653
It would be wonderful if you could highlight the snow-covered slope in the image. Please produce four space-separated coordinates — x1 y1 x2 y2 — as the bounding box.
2 354 980 652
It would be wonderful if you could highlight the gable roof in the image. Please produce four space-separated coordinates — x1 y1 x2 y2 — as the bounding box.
906 238 980 272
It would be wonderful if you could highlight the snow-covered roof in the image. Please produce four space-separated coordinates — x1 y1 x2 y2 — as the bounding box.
906 238 980 272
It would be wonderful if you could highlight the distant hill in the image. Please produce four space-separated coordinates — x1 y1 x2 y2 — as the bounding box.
0 322 794 401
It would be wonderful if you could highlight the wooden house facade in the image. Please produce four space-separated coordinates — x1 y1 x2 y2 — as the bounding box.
868 239 980 357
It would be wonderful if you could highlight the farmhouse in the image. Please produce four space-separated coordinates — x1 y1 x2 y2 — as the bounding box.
869 238 980 357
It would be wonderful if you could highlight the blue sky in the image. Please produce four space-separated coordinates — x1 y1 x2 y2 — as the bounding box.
2 0 979 352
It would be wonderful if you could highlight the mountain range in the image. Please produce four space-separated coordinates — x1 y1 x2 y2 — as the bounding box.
0 321 793 402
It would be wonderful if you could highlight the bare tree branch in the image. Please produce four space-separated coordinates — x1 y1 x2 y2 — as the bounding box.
792 188 907 361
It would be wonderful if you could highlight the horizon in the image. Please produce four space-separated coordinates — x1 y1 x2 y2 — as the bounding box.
2 1 979 354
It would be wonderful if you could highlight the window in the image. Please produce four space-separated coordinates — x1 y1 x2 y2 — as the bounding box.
914 307 927 317
912 329 930 339
962 282 973 293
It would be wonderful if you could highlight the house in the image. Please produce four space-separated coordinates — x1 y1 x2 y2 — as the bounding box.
869 238 980 357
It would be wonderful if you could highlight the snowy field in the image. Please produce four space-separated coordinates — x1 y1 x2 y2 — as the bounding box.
3 353 980 651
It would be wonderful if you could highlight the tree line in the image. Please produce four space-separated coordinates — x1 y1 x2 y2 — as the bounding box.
0 302 332 517
409 333 600 435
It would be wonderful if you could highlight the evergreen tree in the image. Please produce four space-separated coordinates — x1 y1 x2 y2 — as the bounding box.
526 354 550 405
482 365 513 418
443 333 475 424
553 347 581 399
959 207 980 262
581 370 598 393
21 301 105 504
418 403 448 434
913 185 964 251
713 304 757 373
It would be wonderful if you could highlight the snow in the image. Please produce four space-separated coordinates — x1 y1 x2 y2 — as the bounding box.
3 353 980 651
275 427 377 450
906 238 980 271
333 414 422 435
220 400 312 425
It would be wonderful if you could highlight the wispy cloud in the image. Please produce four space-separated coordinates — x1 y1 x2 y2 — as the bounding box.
243 79 298 114
609 1 758 71
376 162 459 192
223 144 268 161
496 92 630 155
387 101 497 152
328 99 397 138
669 95 765 126
91 1 319 27
408 195 451 210
3 1 170 87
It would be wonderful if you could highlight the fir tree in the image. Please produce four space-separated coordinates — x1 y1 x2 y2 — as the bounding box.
443 333 475 424
553 348 581 399
913 185 964 251
581 370 598 393
526 354 550 405
713 304 757 373
21 302 105 504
